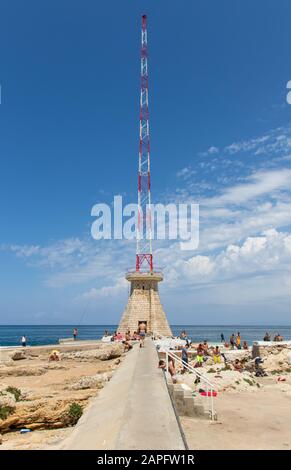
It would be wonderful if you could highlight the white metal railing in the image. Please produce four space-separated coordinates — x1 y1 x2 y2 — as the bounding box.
152 331 167 340
126 268 164 275
164 348 216 420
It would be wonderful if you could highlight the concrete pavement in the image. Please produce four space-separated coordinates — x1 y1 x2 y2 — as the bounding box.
61 339 185 450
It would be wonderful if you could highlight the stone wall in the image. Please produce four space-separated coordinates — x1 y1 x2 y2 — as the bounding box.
118 272 172 336
252 341 291 359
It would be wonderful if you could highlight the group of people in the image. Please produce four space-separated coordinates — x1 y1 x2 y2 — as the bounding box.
182 341 220 368
73 328 285 345
111 330 137 341
195 341 229 367
105 326 146 351
159 345 247 383
72 326 148 348
223 332 248 350
194 337 249 371
179 330 248 351
158 334 252 383
263 332 284 342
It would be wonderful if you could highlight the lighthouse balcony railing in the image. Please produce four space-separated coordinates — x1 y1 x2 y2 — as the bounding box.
126 267 164 276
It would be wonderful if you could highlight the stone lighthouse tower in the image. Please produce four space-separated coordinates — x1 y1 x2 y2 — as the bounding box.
118 15 172 337
118 271 172 336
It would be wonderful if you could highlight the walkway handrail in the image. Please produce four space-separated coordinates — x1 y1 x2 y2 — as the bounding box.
164 348 216 420
167 349 216 388
152 331 167 340
153 332 216 388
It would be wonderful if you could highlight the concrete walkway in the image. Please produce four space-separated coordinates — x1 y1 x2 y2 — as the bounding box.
61 339 185 450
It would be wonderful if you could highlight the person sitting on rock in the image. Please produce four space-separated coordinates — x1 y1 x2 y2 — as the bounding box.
233 359 243 372
125 331 131 342
49 350 60 362
122 340 132 352
254 357 267 377
274 333 283 342
115 332 123 341
263 332 271 341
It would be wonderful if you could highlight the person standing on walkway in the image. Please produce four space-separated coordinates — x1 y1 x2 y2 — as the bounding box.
139 330 145 348
73 328 78 341
139 322 146 348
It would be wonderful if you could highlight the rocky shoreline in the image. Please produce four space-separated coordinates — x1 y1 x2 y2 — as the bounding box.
0 341 125 449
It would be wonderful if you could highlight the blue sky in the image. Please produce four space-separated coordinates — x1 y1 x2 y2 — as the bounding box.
1 0 291 325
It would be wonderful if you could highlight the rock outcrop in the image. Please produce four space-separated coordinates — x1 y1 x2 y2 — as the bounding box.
252 342 291 358
10 351 26 361
0 366 47 378
67 372 113 390
0 395 91 433
0 389 17 409
62 343 124 362
0 341 126 438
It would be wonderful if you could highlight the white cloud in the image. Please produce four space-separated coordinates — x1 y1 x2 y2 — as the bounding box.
78 277 128 300
200 146 219 157
8 244 40 257
196 125 291 178
204 168 291 206
3 237 134 288
4 123 291 317
207 146 219 155
225 135 270 155
176 166 196 180
163 229 291 296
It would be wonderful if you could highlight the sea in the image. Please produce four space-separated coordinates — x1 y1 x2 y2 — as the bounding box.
0 325 291 347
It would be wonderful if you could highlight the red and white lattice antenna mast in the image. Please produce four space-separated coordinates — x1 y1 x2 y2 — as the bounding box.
136 14 153 272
